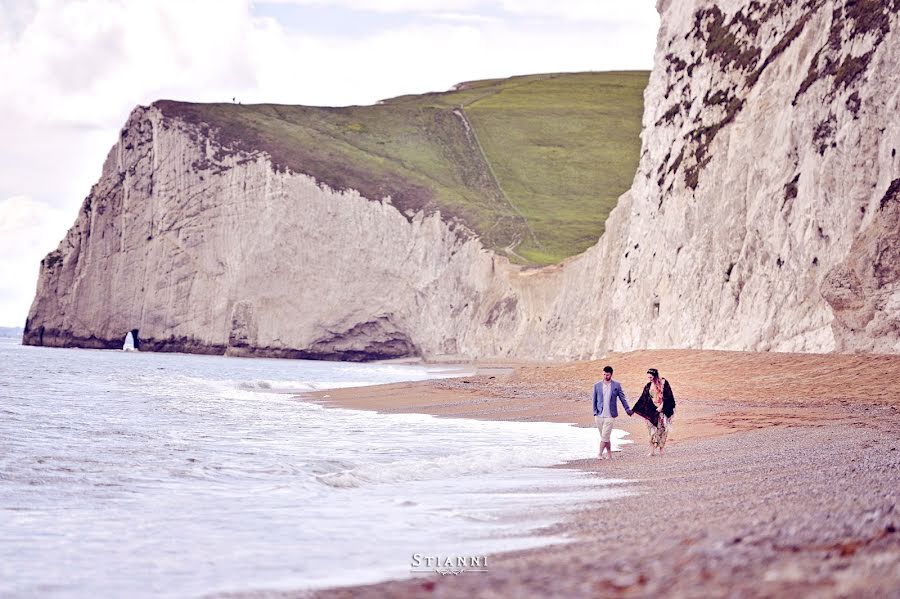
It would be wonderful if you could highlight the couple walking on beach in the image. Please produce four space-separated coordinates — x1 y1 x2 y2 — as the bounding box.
592 366 676 458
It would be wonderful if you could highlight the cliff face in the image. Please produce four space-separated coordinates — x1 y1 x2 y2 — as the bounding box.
822 179 900 352
24 107 563 359
25 0 900 359
541 0 900 357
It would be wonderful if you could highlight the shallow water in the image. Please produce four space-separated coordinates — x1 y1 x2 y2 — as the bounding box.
0 340 630 597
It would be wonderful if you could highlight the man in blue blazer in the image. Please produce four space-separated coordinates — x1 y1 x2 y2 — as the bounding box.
592 365 633 459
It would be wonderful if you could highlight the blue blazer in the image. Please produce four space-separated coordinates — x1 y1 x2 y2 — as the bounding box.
592 380 632 417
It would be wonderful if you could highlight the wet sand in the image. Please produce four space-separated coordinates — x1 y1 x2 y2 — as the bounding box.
284 350 899 598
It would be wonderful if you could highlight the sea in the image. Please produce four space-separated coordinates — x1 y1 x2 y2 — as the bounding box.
0 338 631 597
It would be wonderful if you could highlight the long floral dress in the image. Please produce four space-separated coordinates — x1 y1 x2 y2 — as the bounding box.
646 382 669 449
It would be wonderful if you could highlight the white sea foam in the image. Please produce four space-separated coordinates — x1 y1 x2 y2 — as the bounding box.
235 378 369 393
0 342 633 597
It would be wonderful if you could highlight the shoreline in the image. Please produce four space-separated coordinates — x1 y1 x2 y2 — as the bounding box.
281 349 900 598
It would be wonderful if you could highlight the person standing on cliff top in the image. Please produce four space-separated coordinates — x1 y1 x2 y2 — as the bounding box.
592 366 633 460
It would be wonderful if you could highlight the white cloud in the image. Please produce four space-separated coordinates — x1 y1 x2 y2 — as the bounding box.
0 0 658 325
1 0 259 127
0 195 66 232
244 6 657 106
257 0 484 13
422 12 499 23
258 0 657 24
0 195 72 327
0 0 38 43
500 0 658 24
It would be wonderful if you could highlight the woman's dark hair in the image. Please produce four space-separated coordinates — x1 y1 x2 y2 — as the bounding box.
603 365 613 374
647 368 659 378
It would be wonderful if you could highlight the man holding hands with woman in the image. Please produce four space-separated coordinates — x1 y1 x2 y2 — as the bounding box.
592 366 676 459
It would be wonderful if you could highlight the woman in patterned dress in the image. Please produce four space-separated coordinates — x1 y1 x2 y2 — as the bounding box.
631 368 676 456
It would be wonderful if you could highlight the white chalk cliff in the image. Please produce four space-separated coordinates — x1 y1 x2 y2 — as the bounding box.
25 0 900 359
542 0 900 357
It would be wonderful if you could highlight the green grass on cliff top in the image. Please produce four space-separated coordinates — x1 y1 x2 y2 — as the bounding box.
156 71 648 265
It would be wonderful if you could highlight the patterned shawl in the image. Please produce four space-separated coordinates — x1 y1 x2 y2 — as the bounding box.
632 378 671 427
632 383 660 427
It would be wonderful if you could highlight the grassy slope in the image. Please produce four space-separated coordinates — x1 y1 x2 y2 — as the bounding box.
156 71 647 265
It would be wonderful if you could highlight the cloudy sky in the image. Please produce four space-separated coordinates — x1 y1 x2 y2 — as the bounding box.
0 0 659 327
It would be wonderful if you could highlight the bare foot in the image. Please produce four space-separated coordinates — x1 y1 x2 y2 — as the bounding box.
647 451 655 456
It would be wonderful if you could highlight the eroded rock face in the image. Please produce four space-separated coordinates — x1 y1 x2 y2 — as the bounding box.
822 179 900 352
23 107 558 360
24 0 900 359
542 0 900 357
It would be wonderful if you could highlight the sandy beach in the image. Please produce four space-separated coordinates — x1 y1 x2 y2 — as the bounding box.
286 350 900 598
